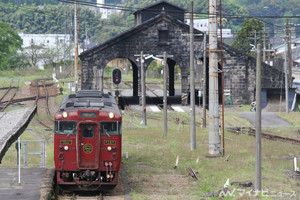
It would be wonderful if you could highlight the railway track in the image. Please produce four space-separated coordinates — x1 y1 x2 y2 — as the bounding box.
56 163 131 200
58 192 104 200
0 79 20 112
248 128 300 145
34 79 54 130
228 127 300 145
145 84 174 111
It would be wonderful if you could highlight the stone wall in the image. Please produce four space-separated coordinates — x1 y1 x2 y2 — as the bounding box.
80 13 284 105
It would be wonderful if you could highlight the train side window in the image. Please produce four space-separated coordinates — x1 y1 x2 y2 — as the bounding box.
81 124 95 138
55 121 77 134
100 122 121 135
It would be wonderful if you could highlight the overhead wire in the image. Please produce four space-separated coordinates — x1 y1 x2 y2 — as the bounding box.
0 1 132 28
58 0 300 19
1 0 299 39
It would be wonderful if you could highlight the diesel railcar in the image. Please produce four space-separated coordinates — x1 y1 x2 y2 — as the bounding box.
54 90 122 190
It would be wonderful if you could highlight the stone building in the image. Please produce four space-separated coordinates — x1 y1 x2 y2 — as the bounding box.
79 0 287 106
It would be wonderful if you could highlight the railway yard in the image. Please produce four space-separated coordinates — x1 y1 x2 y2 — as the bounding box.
0 69 299 199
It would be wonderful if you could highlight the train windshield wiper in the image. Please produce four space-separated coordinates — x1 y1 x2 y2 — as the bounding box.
105 131 110 137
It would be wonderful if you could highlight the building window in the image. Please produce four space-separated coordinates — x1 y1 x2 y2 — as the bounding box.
159 30 168 43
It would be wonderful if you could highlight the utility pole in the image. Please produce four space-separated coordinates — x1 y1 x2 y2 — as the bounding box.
263 26 266 63
163 51 168 137
85 22 88 51
285 21 289 113
141 51 147 125
219 0 225 156
255 44 262 191
190 1 196 151
287 20 292 87
202 32 207 128
74 0 79 92
254 30 257 50
208 0 221 156
268 44 271 65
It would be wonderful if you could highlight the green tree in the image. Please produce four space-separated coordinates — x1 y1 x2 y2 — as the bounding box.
232 18 265 55
0 21 24 70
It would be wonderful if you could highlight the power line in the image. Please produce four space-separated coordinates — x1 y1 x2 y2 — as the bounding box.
0 2 132 28
58 0 300 19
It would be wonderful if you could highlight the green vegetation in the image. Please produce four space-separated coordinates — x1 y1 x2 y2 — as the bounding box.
1 0 299 48
232 18 265 55
0 1 133 43
0 70 299 199
122 109 300 199
0 21 27 70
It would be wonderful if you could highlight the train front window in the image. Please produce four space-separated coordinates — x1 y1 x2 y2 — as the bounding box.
100 122 121 135
80 124 95 138
55 121 77 134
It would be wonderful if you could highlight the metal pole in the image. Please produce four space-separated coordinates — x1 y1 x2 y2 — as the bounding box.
255 44 262 191
74 0 79 92
190 1 196 151
141 51 147 125
208 0 221 156
202 32 207 128
219 0 225 156
18 137 21 184
163 52 168 137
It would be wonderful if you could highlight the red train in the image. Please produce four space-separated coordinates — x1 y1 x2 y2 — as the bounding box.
54 90 122 190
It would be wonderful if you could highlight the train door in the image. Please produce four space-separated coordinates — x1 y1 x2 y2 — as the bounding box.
77 122 99 169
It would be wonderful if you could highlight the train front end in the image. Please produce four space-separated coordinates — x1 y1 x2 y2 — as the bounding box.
54 90 122 190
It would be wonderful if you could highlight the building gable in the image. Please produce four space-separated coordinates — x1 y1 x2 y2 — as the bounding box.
134 1 185 25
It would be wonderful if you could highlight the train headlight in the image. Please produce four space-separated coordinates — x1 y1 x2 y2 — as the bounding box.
62 112 68 118
108 112 114 119
64 146 69 151
107 146 112 151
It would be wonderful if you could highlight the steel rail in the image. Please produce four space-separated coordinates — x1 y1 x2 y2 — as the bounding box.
0 80 20 112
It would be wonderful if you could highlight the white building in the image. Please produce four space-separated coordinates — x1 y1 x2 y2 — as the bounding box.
185 18 233 38
18 33 75 69
97 0 121 19
273 38 300 59
19 33 71 48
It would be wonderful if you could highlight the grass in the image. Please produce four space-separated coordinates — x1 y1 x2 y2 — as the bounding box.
122 109 300 199
1 69 300 199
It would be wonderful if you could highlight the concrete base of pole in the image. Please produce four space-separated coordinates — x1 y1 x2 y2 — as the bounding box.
206 154 223 158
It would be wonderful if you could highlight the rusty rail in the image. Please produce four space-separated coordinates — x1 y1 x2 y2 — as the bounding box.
34 79 54 130
248 128 300 145
0 80 19 112
145 85 174 111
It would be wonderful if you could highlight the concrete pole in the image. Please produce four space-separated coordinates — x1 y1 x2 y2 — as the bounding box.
202 32 207 128
141 51 147 125
163 52 168 137
255 44 262 191
254 30 257 50
74 0 79 92
288 22 292 87
268 44 271 65
208 0 221 156
190 1 196 151
285 37 289 113
263 26 266 63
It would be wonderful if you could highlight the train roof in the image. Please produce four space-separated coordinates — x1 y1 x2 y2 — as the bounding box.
57 90 120 114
